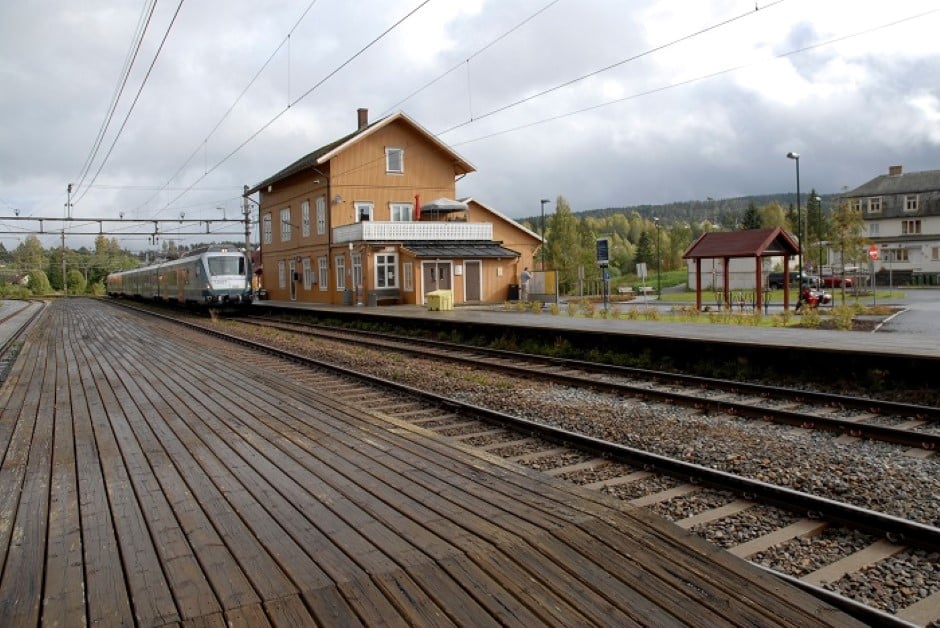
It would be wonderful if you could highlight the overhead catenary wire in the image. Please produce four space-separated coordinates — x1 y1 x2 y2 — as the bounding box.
74 0 187 208
379 0 563 117
155 0 433 216
436 0 788 136
72 0 159 201
447 6 940 148
130 0 324 218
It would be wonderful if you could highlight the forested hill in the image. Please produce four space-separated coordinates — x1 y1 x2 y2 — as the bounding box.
520 192 836 229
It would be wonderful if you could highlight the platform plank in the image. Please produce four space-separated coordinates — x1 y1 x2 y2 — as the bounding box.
42 325 86 625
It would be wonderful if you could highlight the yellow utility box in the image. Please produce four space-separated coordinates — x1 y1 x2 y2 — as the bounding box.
426 289 453 311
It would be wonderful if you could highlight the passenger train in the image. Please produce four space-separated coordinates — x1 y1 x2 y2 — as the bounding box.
107 246 253 306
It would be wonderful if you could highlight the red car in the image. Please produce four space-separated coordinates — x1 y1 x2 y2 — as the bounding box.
821 275 853 288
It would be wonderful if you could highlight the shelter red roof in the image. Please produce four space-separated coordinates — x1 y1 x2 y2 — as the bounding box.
683 227 799 260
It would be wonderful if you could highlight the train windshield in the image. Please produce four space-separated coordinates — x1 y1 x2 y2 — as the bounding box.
207 256 245 276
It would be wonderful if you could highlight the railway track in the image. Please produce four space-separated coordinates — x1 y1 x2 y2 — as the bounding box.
0 300 47 384
233 314 940 452
113 302 940 626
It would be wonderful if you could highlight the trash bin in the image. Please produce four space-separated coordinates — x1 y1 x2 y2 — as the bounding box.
368 292 378 307
342 289 353 305
507 284 520 301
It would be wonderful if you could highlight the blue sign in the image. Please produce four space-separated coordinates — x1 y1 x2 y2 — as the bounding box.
596 237 609 266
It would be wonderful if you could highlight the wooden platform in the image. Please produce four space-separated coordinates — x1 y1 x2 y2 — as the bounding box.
0 299 859 626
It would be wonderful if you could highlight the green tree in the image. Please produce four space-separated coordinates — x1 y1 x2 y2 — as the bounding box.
14 235 46 273
741 203 761 230
757 201 788 230
545 196 584 292
635 230 654 271
830 198 867 301
804 190 829 272
46 248 65 290
66 269 87 294
27 269 52 295
668 222 693 272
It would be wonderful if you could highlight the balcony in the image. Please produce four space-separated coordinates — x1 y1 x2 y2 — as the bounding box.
333 221 493 244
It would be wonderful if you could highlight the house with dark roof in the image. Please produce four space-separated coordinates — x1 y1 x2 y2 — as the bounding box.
245 109 540 305
844 165 940 280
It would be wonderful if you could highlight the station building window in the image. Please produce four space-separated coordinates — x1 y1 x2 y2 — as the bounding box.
376 253 397 289
318 256 329 291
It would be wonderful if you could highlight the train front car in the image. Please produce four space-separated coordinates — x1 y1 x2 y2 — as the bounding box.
199 248 253 305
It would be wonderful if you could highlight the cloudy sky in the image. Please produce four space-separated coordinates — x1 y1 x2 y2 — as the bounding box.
2 0 939 250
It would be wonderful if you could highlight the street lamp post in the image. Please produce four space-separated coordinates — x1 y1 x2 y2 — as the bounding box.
540 198 550 270
786 152 802 283
654 217 661 296
813 195 823 274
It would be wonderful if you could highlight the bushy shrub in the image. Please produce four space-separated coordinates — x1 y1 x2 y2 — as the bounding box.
27 270 52 295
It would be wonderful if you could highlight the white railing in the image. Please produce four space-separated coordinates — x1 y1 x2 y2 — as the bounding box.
333 221 492 243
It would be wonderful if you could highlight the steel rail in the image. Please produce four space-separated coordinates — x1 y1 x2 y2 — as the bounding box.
237 316 940 450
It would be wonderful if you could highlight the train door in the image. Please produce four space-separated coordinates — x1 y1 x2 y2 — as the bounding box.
289 260 297 301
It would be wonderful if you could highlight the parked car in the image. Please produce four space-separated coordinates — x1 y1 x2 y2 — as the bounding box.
821 275 853 288
767 272 819 289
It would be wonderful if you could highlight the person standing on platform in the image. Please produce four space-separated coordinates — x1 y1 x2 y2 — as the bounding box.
520 267 532 302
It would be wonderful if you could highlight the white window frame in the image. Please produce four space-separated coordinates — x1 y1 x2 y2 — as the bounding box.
386 147 404 173
301 200 310 238
893 248 909 262
316 196 326 235
318 256 329 291
867 197 882 214
868 223 880 236
403 261 413 292
352 253 362 292
355 202 373 223
904 195 919 212
850 199 861 213
375 253 398 289
390 203 413 222
263 213 273 244
302 257 313 289
280 207 291 241
932 246 940 261
277 260 286 288
335 255 346 291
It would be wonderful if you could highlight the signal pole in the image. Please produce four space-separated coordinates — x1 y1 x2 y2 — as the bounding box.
63 183 72 297
243 185 251 253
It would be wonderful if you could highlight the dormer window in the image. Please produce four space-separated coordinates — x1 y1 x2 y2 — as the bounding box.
905 195 919 212
386 147 404 173
867 197 881 214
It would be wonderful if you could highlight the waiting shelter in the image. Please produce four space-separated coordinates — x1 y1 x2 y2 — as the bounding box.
683 227 801 311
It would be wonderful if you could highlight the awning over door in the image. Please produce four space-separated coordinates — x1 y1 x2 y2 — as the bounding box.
402 241 520 259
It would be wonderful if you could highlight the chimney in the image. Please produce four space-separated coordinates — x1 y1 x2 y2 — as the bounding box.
889 165 903 176
357 108 368 130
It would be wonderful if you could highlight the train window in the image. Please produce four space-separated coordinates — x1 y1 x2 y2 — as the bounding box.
208 256 244 276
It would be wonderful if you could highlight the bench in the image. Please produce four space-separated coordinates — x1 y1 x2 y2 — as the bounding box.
638 286 654 295
368 288 401 306
616 287 634 295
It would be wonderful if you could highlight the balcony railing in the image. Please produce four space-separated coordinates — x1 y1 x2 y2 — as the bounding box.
333 221 492 244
